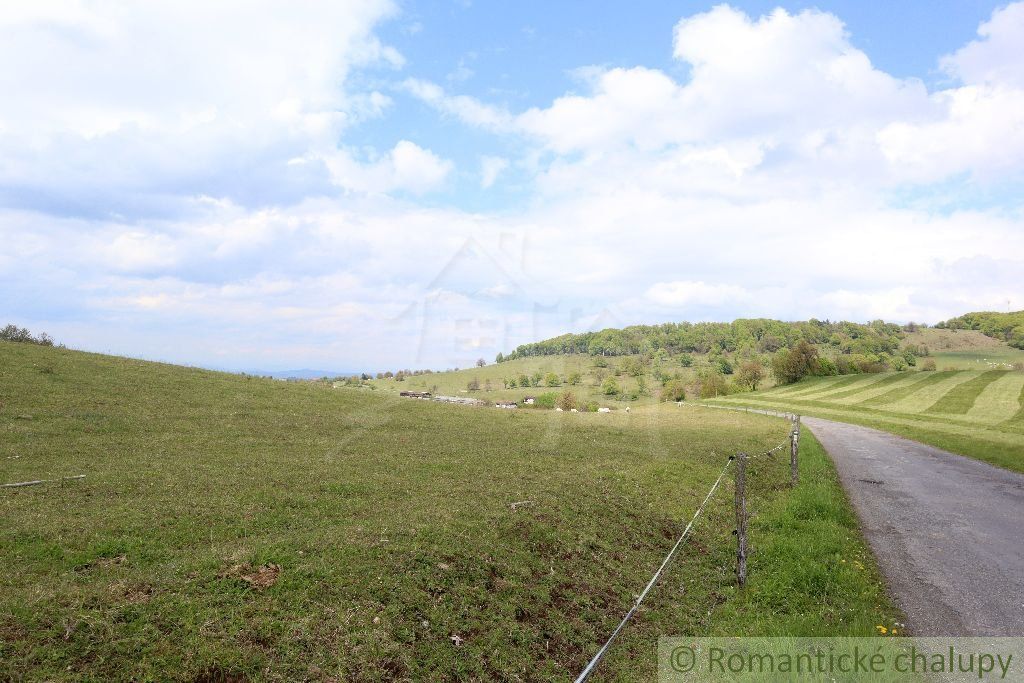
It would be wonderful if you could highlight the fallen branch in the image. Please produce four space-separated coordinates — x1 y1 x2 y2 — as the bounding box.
2 474 86 489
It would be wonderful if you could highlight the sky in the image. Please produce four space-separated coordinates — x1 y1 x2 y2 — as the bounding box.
1 1 1022 372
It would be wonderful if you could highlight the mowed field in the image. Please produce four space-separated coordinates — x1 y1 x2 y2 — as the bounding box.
0 341 897 681
709 367 1024 473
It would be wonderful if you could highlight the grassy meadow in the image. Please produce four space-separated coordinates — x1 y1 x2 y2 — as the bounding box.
708 368 1024 473
366 354 699 408
1 341 898 681
904 328 1024 370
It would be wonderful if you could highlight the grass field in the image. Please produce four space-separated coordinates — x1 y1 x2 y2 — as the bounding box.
904 328 1024 370
366 354 699 408
1 341 898 680
708 368 1024 473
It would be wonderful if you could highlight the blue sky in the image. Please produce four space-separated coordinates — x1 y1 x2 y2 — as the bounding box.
1 1 1022 372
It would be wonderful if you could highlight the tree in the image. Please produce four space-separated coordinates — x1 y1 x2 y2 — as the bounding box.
735 361 766 391
518 374 530 388
698 370 729 398
770 341 819 384
661 378 686 402
601 377 620 395
476 358 486 367
495 352 504 363
557 391 578 411
545 372 561 387
717 358 733 375
567 371 582 385
531 371 543 387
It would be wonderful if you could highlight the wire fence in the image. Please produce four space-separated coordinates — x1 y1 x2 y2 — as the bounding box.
574 410 802 682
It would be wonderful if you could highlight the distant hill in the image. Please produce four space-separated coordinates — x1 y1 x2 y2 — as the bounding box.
937 311 1024 349
501 318 906 360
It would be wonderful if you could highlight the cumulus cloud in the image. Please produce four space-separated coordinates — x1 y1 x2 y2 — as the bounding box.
0 0 426 215
3 2 1024 370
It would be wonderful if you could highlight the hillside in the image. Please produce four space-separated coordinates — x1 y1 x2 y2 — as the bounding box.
366 316 1024 406
937 310 1024 349
0 341 896 680
709 367 1024 472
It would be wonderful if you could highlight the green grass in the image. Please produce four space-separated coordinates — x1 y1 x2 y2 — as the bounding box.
709 370 1024 473
0 342 898 680
924 370 1006 415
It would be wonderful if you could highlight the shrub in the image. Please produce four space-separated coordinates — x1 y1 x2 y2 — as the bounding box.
534 392 558 409
601 377 620 396
557 391 577 411
567 371 582 385
467 377 480 391
698 370 729 398
679 354 694 367
921 358 937 371
583 401 599 412
544 372 561 387
717 358 734 375
662 378 686 402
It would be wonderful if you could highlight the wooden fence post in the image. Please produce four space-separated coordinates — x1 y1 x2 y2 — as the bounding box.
790 416 800 486
734 452 748 587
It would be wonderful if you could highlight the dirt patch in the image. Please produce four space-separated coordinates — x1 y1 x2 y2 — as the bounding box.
219 562 281 590
109 580 155 604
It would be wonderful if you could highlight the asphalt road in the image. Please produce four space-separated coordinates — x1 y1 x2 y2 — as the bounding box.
803 416 1024 636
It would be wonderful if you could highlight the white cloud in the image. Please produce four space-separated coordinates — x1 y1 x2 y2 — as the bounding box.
4 3 1024 370
941 3 1024 87
646 281 750 307
480 156 509 188
0 1 403 212
323 140 453 195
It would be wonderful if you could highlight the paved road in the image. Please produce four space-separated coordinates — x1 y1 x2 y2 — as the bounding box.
803 417 1024 636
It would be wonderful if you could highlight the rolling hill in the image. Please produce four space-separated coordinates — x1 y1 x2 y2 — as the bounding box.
0 340 896 680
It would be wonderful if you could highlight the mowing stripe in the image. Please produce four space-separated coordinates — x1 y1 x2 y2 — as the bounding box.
798 373 896 402
830 373 925 405
885 371 979 414
859 372 950 408
768 374 866 399
767 375 859 397
965 372 1024 424
1001 376 1024 425
925 370 1007 415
